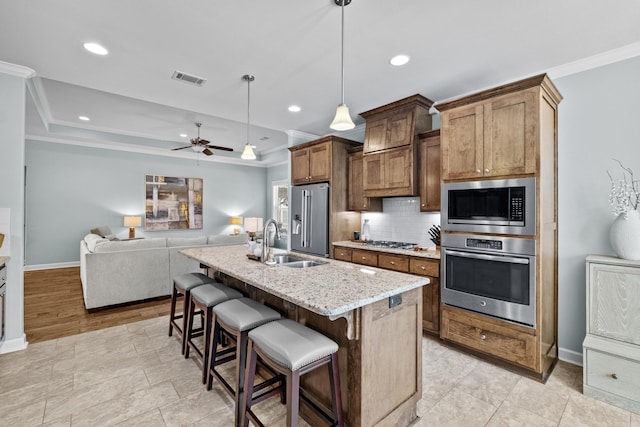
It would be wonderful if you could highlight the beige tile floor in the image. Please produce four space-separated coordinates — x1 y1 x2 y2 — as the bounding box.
1 316 638 426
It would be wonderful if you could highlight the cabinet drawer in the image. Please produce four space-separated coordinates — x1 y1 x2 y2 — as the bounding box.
378 254 409 272
334 247 353 262
352 249 378 267
585 348 640 402
409 258 439 277
441 306 536 369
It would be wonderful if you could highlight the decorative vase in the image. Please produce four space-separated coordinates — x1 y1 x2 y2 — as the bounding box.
610 210 640 260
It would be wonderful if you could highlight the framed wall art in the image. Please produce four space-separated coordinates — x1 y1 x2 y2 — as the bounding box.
145 175 203 231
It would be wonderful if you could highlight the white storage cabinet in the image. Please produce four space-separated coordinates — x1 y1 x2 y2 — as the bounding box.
583 255 640 414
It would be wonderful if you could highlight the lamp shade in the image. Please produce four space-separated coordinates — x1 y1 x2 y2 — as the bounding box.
330 104 355 131
123 216 142 227
229 216 243 225
243 217 263 233
241 144 256 160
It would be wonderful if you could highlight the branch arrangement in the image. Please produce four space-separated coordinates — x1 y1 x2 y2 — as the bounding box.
608 159 640 216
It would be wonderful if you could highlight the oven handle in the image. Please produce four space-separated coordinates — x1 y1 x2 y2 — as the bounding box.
445 249 530 265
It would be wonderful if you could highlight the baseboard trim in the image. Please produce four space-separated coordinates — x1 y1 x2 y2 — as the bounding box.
0 334 28 354
24 261 80 271
558 346 583 367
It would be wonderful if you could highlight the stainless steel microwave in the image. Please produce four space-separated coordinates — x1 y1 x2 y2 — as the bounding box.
441 177 536 236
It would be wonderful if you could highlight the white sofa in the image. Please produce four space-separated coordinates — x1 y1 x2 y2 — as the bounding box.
80 233 247 309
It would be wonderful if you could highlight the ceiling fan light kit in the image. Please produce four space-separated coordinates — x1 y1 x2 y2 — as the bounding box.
330 0 355 131
171 122 233 156
241 74 257 160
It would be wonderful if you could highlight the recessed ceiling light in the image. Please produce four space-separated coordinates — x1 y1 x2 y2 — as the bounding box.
78 116 90 121
288 105 301 113
390 54 410 66
83 42 108 56
179 133 188 138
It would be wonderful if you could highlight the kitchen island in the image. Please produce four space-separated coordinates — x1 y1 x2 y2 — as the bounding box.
180 244 429 427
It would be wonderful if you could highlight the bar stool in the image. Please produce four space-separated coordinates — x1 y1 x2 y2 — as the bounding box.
184 282 243 382
169 272 217 355
207 297 282 426
242 319 344 427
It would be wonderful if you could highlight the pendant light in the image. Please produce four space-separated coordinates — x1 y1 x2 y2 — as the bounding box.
330 0 355 131
241 74 257 160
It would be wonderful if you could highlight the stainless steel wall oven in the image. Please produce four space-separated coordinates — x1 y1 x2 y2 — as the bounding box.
441 233 536 328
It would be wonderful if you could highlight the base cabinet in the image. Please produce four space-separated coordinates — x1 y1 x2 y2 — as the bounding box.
583 255 640 414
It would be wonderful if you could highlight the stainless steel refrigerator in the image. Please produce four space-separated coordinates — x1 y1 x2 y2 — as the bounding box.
290 183 330 257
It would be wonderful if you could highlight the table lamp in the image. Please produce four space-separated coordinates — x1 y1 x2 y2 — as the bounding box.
243 217 263 241
229 216 243 235
123 215 142 239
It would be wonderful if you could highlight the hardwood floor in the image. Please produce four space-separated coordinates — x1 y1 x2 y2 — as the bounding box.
24 267 171 343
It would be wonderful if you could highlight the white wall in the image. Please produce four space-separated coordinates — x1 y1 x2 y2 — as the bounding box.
554 55 640 356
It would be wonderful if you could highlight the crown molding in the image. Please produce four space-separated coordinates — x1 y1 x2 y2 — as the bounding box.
0 61 35 78
547 41 640 79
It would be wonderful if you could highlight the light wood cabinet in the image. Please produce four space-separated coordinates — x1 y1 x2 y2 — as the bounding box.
289 136 361 255
438 75 561 181
441 305 537 369
347 147 381 212
290 141 331 185
409 258 440 336
359 94 433 197
334 243 441 336
418 130 441 212
583 255 640 414
351 249 378 267
363 147 415 197
437 74 562 381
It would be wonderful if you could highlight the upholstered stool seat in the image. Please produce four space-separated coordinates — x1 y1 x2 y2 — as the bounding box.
208 297 282 425
242 319 343 427
185 282 243 382
169 272 217 355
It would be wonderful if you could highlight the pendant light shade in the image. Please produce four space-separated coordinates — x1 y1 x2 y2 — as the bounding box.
241 74 257 160
330 0 355 131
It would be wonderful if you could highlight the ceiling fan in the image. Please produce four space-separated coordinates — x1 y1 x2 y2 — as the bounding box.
171 122 233 156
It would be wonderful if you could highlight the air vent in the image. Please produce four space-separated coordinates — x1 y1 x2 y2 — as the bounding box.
171 70 207 87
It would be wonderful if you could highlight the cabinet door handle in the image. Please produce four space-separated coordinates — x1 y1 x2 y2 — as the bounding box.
390 261 395 265
421 203 425 207
361 256 366 260
420 266 426 270
480 334 486 340
611 373 618 380
340 252 345 256
475 169 481 174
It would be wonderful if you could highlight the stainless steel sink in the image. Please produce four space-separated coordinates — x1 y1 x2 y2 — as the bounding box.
273 254 327 268
273 254 306 264
281 260 327 268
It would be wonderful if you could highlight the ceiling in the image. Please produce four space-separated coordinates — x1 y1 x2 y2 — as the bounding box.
2 0 640 165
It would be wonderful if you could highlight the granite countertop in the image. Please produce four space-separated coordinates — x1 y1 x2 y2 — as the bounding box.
180 245 429 317
333 240 441 260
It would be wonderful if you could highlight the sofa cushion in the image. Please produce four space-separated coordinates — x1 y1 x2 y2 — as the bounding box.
208 234 247 246
84 233 110 252
90 226 116 240
92 237 167 253
166 236 208 247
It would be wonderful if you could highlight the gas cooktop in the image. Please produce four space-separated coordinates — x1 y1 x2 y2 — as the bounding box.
361 240 418 250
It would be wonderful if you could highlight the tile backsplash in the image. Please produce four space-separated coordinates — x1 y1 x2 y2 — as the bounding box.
361 197 441 247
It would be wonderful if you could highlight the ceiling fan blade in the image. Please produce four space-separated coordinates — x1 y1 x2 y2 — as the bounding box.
199 138 210 145
207 145 234 152
202 148 214 156
171 146 193 151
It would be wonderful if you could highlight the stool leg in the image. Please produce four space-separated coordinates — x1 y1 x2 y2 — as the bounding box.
234 330 248 427
181 289 192 355
329 353 344 427
201 305 213 384
241 340 258 427
206 318 221 391
184 297 195 359
286 371 300 427
168 285 179 337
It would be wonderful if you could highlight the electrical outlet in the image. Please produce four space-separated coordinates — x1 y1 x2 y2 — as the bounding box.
389 294 402 308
